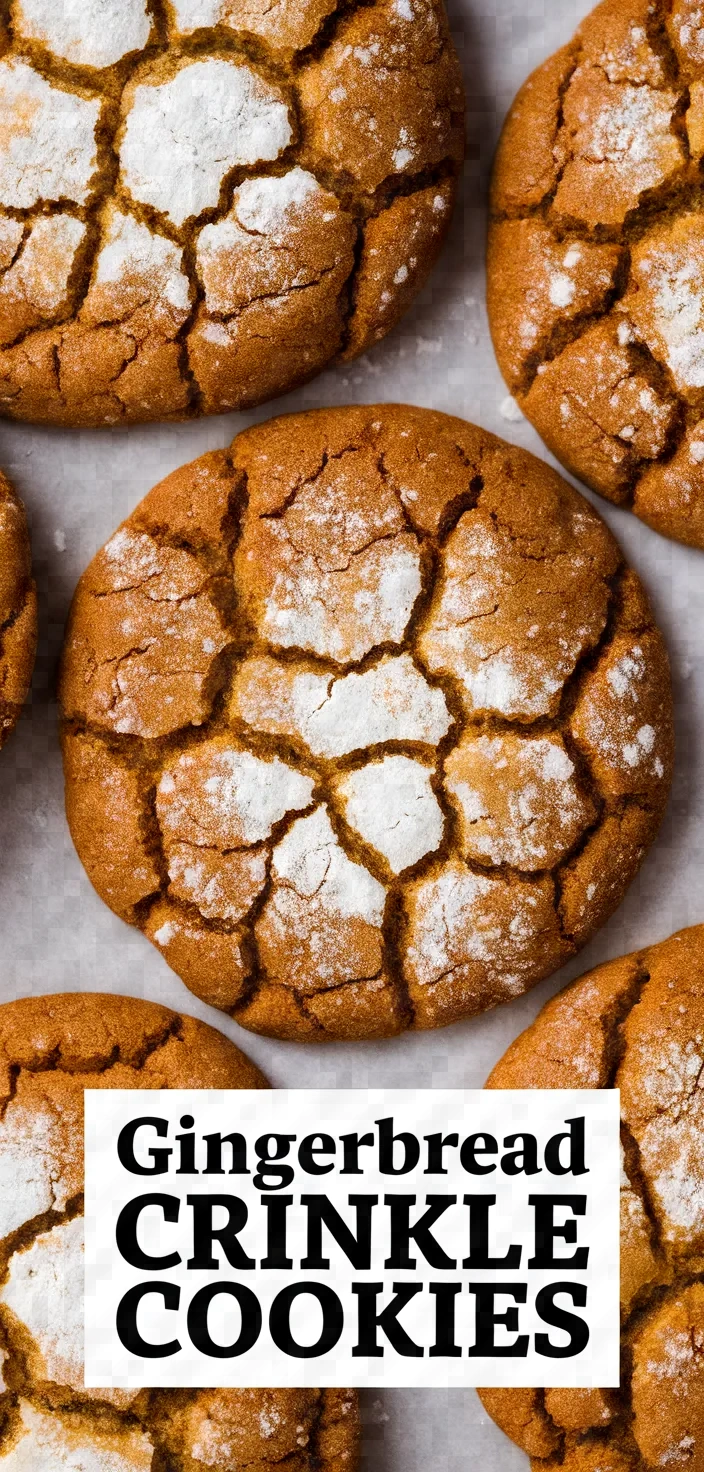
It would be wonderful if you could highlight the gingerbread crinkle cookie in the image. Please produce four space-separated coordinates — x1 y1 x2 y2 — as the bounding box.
0 0 463 427
60 406 674 1042
0 992 359 1470
488 0 704 549
0 473 36 748
479 925 704 1472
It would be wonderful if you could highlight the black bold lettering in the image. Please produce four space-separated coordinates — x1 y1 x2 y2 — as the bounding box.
377 1118 420 1175
299 1135 336 1175
117 1118 171 1176
269 1284 344 1359
352 1282 424 1357
340 1132 374 1175
429 1284 462 1358
261 1196 293 1269
424 1133 459 1174
254 1134 296 1190
501 1133 540 1176
187 1196 255 1270
468 1284 528 1358
385 1195 456 1269
460 1134 497 1175
116 1194 180 1271
462 1195 521 1269
544 1118 587 1176
188 1283 262 1358
116 1282 180 1358
535 1283 589 1358
301 1195 376 1270
203 1132 249 1175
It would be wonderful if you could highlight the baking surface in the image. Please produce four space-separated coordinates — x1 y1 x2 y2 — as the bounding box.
0 1 700 1468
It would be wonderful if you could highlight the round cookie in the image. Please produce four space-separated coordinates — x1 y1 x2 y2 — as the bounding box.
0 991 359 1470
479 924 704 1472
0 473 36 748
0 0 463 428
59 405 675 1042
488 0 704 550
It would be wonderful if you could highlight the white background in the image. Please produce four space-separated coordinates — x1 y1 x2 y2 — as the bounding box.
0 0 700 1466
84 1090 620 1389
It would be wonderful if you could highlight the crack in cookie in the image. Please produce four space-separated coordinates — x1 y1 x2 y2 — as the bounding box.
59 406 675 1042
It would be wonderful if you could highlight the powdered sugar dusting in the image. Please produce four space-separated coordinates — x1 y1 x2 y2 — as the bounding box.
335 756 444 873
120 59 291 227
157 744 314 848
0 216 24 271
0 59 101 209
196 169 328 314
262 529 422 664
445 732 593 869
1 1217 84 1389
0 1101 68 1238
405 859 556 995
0 213 85 315
271 806 385 925
13 0 151 69
91 208 190 320
628 217 704 392
236 168 320 235
229 652 451 758
4 1400 154 1470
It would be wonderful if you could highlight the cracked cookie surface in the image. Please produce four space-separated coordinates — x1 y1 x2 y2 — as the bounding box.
0 473 36 749
0 0 463 427
479 924 704 1472
0 991 359 1470
488 0 704 549
59 405 674 1041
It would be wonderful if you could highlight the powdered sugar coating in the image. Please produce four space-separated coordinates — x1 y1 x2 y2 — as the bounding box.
335 756 444 873
12 0 151 69
481 925 704 1470
88 208 190 326
61 410 673 1040
555 71 683 227
157 743 314 848
0 2 462 427
2 1401 154 1470
0 218 24 272
120 60 291 228
270 807 385 924
169 0 337 49
197 170 322 311
626 215 704 395
229 653 452 758
0 215 86 343
489 0 704 547
445 732 594 870
256 806 387 995
419 508 607 719
1 1217 84 1389
248 494 423 662
570 632 669 794
405 859 561 999
0 60 101 209
195 169 347 317
0 1098 76 1239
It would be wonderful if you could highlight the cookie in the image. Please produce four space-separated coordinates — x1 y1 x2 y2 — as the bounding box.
0 473 36 748
479 924 704 1472
59 406 674 1042
488 0 704 550
0 991 359 1470
0 0 463 428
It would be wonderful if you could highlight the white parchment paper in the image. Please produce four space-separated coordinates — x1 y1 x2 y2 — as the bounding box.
0 2 700 1468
